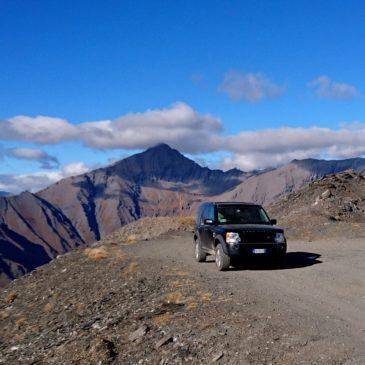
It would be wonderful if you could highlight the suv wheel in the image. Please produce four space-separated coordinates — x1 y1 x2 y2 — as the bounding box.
194 238 206 262
215 244 230 271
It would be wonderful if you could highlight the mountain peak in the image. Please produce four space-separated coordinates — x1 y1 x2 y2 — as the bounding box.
100 143 243 195
148 143 174 150
143 143 181 157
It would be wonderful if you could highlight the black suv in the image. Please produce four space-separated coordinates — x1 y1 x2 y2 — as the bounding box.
194 202 286 270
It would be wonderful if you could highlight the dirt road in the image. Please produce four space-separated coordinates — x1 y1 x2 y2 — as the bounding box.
1 230 364 364
129 231 365 364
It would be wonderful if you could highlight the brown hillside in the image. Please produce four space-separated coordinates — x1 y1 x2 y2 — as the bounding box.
268 171 365 240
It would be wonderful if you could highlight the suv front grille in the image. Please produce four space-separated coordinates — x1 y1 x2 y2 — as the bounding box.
240 231 275 243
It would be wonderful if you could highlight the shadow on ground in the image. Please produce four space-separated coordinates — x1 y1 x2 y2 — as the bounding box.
204 252 322 271
233 252 322 271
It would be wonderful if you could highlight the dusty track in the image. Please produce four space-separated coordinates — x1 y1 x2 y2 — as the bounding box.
129 232 365 364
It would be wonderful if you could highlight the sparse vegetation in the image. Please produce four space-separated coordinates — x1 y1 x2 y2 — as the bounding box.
15 317 27 328
102 216 195 246
123 261 138 274
84 246 108 260
43 302 54 313
5 291 16 304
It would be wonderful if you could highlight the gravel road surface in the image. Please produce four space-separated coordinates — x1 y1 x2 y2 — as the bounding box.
129 232 365 364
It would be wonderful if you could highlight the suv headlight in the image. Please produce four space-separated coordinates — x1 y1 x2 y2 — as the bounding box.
274 232 285 243
226 232 241 244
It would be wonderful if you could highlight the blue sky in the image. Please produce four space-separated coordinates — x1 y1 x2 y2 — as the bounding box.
1 0 365 193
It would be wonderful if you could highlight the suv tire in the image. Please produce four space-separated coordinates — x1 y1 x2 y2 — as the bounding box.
194 237 206 262
215 243 230 271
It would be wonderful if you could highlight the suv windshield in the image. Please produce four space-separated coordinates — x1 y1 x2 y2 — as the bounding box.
217 205 270 225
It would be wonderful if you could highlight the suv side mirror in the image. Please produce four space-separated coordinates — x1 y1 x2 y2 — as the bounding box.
204 219 214 225
270 219 277 225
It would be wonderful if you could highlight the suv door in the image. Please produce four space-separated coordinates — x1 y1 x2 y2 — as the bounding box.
201 204 215 251
203 204 215 251
197 204 207 247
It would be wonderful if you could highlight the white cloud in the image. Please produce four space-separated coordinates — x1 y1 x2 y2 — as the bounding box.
8 148 59 169
61 161 90 176
0 103 222 153
0 162 91 194
0 115 79 144
218 70 285 103
219 124 365 170
80 102 222 152
221 149 323 171
308 75 359 100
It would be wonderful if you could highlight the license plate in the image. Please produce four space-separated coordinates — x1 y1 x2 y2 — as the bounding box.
252 248 266 254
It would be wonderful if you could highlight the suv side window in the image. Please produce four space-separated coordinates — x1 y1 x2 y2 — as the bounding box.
196 204 205 225
197 203 215 225
201 205 208 224
201 204 214 224
206 204 214 221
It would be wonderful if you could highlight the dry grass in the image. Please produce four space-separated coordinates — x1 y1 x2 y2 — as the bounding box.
84 247 108 260
151 312 173 326
0 310 10 320
5 291 17 303
76 303 85 312
125 234 138 244
43 302 54 313
15 317 27 328
123 261 138 275
170 279 195 289
186 301 198 310
165 269 190 277
175 216 195 229
199 291 212 302
164 292 184 304
115 249 127 260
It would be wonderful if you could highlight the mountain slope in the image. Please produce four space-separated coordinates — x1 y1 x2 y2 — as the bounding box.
216 157 365 205
101 143 246 194
0 192 85 285
38 144 247 242
268 170 365 240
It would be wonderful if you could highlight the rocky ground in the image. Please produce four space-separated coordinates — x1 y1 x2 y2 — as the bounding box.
101 216 195 244
1 221 364 364
268 170 365 240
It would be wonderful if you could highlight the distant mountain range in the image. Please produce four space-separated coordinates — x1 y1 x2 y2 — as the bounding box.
217 156 365 205
0 191 10 197
1 143 365 285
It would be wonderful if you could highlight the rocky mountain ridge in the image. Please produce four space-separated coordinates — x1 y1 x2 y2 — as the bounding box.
268 170 365 240
217 157 365 205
